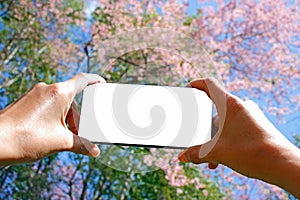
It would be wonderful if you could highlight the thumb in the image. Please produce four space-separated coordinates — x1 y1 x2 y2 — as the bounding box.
68 132 100 157
178 140 217 164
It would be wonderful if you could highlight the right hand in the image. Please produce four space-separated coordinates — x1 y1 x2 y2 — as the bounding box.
178 78 300 197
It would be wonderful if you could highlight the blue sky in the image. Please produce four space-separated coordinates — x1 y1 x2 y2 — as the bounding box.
186 0 300 143
186 1 298 197
0 1 297 197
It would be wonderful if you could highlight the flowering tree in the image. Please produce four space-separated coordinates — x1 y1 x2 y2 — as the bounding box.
0 0 85 106
194 0 300 118
1 0 299 199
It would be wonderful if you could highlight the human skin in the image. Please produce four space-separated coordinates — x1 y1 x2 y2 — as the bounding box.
0 73 105 166
0 74 299 197
178 78 300 198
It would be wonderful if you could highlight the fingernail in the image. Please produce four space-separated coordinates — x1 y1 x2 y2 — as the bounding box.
99 77 106 83
178 150 188 162
90 145 100 157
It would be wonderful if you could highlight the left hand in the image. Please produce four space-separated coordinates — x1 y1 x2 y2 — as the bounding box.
0 73 105 166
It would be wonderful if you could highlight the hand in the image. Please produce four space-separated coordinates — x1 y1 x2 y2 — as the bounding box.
178 78 300 197
0 73 106 166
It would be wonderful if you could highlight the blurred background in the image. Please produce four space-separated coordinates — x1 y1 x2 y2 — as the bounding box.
0 0 299 199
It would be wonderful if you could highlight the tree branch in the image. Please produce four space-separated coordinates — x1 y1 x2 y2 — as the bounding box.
84 43 91 73
79 167 92 200
0 66 27 90
67 157 83 200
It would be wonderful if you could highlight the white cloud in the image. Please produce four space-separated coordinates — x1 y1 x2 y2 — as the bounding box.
84 0 99 19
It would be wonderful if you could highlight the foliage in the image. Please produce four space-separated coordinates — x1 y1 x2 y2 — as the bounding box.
1 0 299 199
0 154 225 199
294 134 300 148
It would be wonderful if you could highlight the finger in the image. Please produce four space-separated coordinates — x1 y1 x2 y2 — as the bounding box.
189 78 227 112
70 134 100 157
208 162 219 169
66 101 80 134
188 77 225 99
189 78 230 127
178 143 210 164
66 73 106 96
211 115 219 138
57 128 100 157
178 145 202 164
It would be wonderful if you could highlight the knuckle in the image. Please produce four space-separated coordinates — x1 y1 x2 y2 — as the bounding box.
78 72 86 77
77 72 89 83
47 83 62 98
206 77 217 83
226 95 247 117
30 82 48 96
205 77 219 87
34 82 47 89
77 72 88 80
226 95 242 107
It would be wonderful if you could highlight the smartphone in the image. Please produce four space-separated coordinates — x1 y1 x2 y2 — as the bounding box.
78 83 212 149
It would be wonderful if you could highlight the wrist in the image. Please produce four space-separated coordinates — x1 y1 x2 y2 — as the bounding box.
256 136 300 197
271 143 300 197
0 113 20 166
